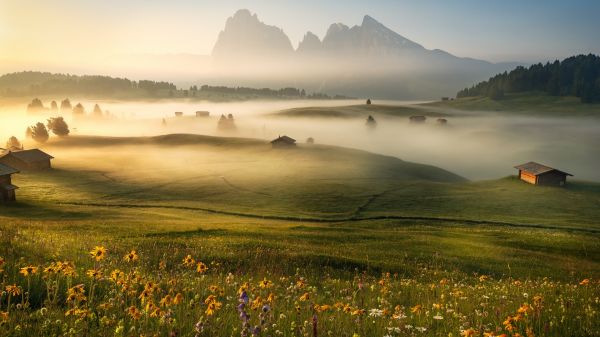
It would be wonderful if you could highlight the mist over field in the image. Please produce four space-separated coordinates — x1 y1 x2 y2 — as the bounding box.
2 98 599 181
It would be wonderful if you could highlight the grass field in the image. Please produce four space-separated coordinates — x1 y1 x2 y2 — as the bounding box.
425 93 600 117
1 134 598 336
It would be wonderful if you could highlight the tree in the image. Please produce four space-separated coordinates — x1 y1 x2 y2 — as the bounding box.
5 136 22 150
27 98 44 113
366 115 377 128
28 122 49 143
366 98 372 105
72 103 85 115
306 137 314 144
93 104 103 117
50 100 58 112
47 117 70 136
60 98 72 113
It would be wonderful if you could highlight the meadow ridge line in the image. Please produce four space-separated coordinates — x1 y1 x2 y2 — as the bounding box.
57 201 600 234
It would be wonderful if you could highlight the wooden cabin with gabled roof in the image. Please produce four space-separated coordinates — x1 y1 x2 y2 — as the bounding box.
271 135 296 148
0 163 19 203
0 149 54 170
514 162 573 187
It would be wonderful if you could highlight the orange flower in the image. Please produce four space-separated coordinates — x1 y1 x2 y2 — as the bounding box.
299 292 310 301
196 262 208 273
579 278 590 286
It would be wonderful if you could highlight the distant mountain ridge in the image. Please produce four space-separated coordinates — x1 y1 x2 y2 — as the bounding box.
210 9 522 99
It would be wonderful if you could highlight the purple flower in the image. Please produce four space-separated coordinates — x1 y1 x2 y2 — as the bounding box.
239 291 249 304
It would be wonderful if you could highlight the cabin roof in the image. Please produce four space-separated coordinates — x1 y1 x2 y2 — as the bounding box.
514 161 573 176
1 149 54 163
271 135 296 144
0 163 19 175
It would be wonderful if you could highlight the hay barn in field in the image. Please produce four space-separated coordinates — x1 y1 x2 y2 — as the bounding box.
0 149 54 170
514 162 572 187
0 163 19 203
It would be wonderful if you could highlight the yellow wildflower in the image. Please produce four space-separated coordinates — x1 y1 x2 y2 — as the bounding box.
124 250 139 262
90 246 107 261
19 265 38 276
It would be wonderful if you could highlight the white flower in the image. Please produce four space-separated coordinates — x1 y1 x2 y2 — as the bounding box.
433 314 444 320
369 308 384 317
405 324 413 329
416 326 427 332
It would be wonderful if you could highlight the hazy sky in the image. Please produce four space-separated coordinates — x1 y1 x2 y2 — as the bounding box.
1 0 599 71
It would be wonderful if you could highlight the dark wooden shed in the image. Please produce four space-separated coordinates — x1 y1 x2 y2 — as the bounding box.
0 163 19 203
271 135 296 148
0 149 54 170
514 162 573 187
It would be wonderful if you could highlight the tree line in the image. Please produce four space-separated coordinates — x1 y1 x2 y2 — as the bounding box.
0 71 350 100
457 54 600 103
0 72 176 97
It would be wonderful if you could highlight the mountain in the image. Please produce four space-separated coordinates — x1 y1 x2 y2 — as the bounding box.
210 10 522 99
212 9 294 61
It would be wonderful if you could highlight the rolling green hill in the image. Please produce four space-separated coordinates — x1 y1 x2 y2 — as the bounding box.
271 103 448 118
425 92 600 116
2 134 599 277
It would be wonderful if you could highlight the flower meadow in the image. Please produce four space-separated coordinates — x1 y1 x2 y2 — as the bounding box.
0 246 598 337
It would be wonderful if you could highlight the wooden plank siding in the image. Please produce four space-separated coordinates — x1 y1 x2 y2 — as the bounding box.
519 170 537 185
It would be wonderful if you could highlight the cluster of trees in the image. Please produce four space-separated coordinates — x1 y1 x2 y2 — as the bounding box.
198 85 348 99
26 98 110 118
217 114 236 131
457 54 600 103
4 136 23 151
25 117 70 143
0 72 177 97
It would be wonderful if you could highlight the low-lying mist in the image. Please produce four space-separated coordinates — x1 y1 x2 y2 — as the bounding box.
1 98 599 181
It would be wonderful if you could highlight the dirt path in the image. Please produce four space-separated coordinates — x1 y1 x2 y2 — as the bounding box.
57 201 600 234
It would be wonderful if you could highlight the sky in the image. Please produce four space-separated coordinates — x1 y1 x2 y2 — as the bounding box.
1 0 599 73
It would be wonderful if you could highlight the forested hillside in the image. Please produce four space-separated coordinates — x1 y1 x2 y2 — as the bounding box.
457 54 600 103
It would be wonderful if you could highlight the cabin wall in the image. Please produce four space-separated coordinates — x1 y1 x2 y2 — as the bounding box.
519 170 537 185
536 171 567 186
0 175 11 185
0 156 23 170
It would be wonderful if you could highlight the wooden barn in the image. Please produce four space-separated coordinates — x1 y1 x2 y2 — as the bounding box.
0 163 19 203
514 162 573 187
0 149 54 170
271 135 296 148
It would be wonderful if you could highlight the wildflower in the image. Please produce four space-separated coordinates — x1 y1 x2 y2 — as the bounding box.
6 285 22 296
579 278 590 286
433 314 444 320
479 275 489 282
251 296 263 310
123 250 138 262
110 269 125 282
160 295 172 307
173 293 184 305
299 292 310 301
90 246 107 261
0 256 4 273
127 306 141 320
66 284 86 302
138 289 152 302
410 304 422 314
19 265 38 276
517 304 531 314
267 292 275 303
462 328 478 337
239 291 249 304
182 255 195 267
196 261 208 273
368 308 384 317
86 269 103 280
205 300 222 316
0 311 8 322
259 277 272 288
351 309 365 316
159 260 167 270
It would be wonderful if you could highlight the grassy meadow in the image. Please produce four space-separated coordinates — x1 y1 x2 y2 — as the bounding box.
425 93 600 117
1 135 599 336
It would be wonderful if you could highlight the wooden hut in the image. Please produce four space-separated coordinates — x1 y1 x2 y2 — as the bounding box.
271 135 296 148
196 111 210 117
0 149 54 170
409 115 426 124
0 163 19 203
514 162 573 187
